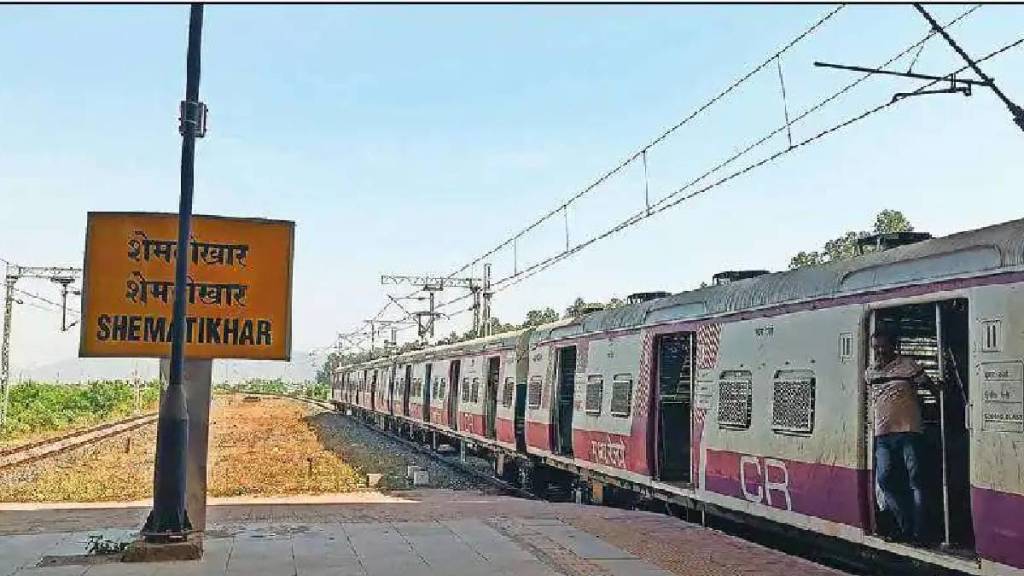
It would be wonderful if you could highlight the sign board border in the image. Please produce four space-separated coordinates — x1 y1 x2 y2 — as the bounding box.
78 211 294 361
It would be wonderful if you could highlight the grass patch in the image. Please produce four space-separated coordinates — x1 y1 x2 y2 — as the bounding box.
0 380 159 448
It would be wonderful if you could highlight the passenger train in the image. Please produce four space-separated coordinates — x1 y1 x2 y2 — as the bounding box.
332 217 1024 576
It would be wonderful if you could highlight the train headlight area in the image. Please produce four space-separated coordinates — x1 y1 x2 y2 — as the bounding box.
330 217 1024 576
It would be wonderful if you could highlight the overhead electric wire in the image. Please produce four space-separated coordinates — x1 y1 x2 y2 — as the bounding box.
440 5 846 283
10 287 81 315
428 4 986 312
483 35 1024 297
331 4 995 354
327 6 845 350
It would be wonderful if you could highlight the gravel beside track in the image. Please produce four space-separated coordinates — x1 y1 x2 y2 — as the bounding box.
307 408 499 493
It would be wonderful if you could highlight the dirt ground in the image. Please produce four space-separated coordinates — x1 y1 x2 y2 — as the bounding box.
0 395 367 502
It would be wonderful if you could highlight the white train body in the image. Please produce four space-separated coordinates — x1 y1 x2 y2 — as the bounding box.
333 218 1024 575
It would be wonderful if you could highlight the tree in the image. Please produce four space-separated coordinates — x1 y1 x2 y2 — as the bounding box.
606 297 625 310
523 308 560 327
565 297 588 318
789 210 914 270
874 209 914 234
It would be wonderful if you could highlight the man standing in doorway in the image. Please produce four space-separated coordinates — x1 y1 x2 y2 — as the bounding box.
866 328 940 545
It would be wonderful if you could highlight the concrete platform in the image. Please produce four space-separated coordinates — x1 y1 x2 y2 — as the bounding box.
0 490 848 576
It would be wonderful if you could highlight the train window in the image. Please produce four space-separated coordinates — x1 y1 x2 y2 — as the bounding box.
610 374 632 417
461 378 470 403
718 370 752 430
839 332 853 361
528 375 543 409
471 378 480 403
501 377 515 408
585 375 604 415
438 377 446 400
771 370 815 435
981 319 1002 352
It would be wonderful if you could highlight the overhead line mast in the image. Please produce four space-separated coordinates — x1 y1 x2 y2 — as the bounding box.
0 262 82 429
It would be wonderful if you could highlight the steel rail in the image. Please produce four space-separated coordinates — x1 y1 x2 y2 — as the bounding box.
0 412 158 471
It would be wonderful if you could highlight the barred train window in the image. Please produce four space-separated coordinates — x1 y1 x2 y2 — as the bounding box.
585 375 604 415
461 378 470 403
772 370 815 435
528 375 543 409
718 370 752 430
471 378 480 404
502 377 515 408
610 374 633 418
438 377 446 400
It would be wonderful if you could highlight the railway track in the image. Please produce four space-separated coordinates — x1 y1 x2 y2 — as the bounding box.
0 412 158 472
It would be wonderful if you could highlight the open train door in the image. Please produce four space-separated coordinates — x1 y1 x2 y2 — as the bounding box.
402 364 412 417
448 359 461 430
653 332 694 483
485 357 500 439
370 370 378 412
868 299 973 551
423 363 433 422
554 346 577 456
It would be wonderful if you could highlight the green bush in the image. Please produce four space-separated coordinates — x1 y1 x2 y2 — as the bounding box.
1 380 160 439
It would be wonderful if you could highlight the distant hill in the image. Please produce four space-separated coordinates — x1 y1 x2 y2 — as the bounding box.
20 351 326 384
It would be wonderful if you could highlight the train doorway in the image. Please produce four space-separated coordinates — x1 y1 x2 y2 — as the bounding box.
402 364 412 417
423 363 433 422
514 379 527 452
653 332 695 484
484 357 500 439
869 299 973 551
370 371 378 412
554 346 577 456
387 366 395 415
448 360 461 430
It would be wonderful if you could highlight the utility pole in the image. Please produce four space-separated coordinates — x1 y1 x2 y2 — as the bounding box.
1 262 82 430
143 3 206 541
481 263 492 338
381 274 481 342
914 4 1024 131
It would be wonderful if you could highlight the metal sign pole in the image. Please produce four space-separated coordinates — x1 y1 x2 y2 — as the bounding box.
144 3 205 540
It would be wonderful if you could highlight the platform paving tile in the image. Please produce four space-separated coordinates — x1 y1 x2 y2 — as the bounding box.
0 534 66 576
1 491 850 576
528 523 636 560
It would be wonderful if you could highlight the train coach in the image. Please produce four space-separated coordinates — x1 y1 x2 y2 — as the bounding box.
333 217 1024 576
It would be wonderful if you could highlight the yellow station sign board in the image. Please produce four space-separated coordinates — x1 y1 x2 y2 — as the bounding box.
79 212 294 360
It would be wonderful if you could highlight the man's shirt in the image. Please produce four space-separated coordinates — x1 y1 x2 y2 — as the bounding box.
865 356 926 436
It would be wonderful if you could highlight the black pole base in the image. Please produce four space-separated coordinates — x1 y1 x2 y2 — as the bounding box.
141 508 193 542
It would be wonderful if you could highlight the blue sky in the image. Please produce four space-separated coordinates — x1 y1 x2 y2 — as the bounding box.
2 4 1022 373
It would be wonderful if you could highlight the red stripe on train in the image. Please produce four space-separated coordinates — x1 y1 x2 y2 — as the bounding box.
703 449 868 528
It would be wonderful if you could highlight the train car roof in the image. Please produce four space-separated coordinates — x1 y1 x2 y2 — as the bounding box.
339 217 1023 365
337 327 529 372
542 216 1024 339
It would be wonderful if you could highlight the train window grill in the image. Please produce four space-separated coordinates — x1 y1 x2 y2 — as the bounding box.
585 375 604 415
982 319 1001 352
610 374 633 417
839 333 853 361
772 370 815 435
439 377 446 400
718 371 752 430
461 378 470 403
528 375 543 409
658 333 694 399
502 377 515 408
471 377 480 404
